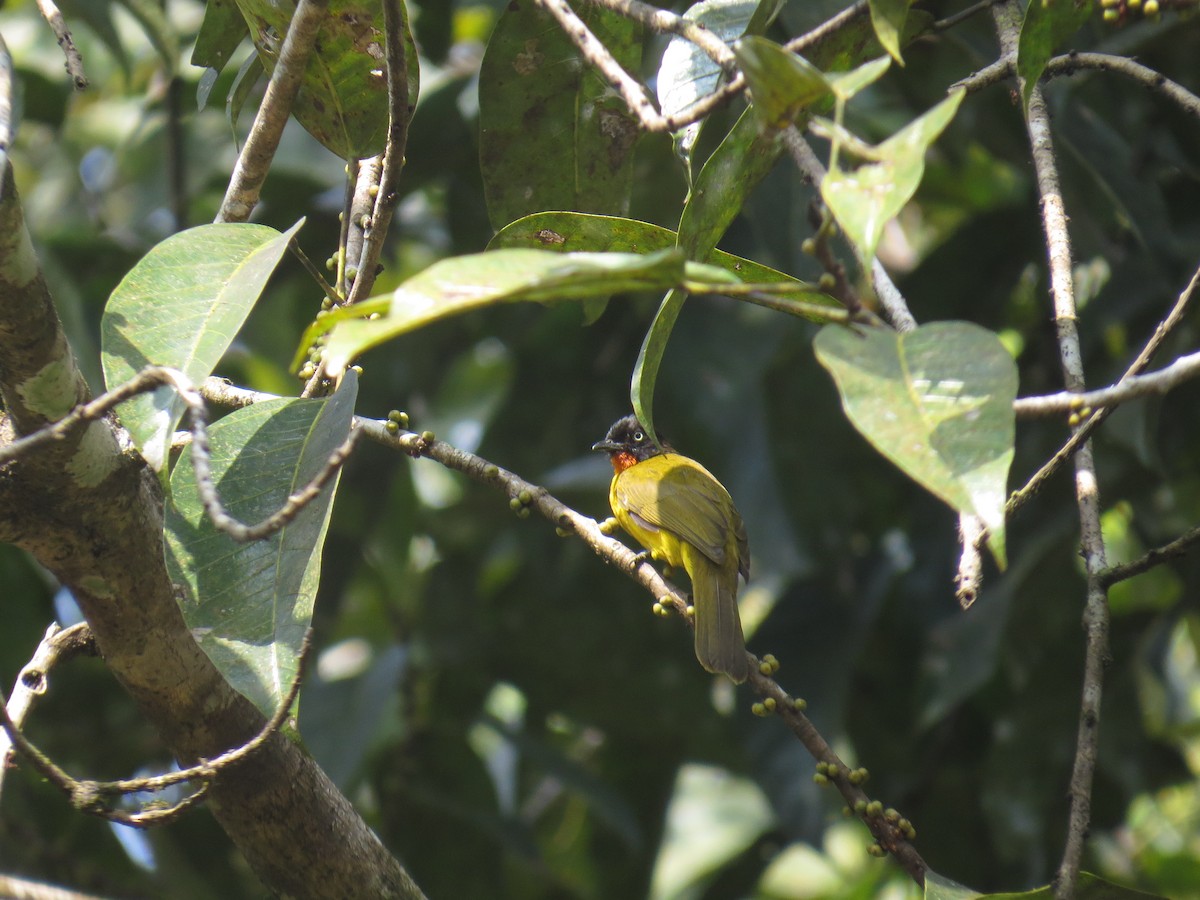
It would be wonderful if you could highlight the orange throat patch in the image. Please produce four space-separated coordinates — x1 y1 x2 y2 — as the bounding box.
610 451 638 474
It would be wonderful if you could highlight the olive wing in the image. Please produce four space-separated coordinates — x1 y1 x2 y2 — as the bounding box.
614 454 742 568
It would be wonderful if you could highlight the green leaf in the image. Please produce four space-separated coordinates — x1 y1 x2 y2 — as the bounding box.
828 56 892 101
813 321 1016 567
233 0 419 159
164 372 358 718
631 288 686 448
478 1 641 229
733 36 832 128
656 0 757 169
868 0 911 64
321 249 738 376
101 220 303 472
925 869 1169 899
191 0 248 73
1017 0 1093 109
821 89 963 267
489 212 836 314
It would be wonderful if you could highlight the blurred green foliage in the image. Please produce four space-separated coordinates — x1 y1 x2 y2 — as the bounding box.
1 0 1199 898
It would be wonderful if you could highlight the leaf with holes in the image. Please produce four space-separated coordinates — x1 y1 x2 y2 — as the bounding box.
814 322 1016 567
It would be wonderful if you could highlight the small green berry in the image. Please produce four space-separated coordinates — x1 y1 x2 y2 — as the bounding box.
652 602 665 616
762 697 776 713
517 489 533 505
752 702 767 716
866 800 884 817
516 506 530 519
685 605 695 618
421 430 435 443
853 799 868 814
385 420 400 435
884 808 901 823
818 273 837 291
867 843 886 858
509 497 523 510
321 297 333 310
325 256 337 271
813 773 829 786
759 660 774 675
1102 7 1119 19
793 697 807 711
298 363 315 379
1144 0 1159 12
484 464 499 478
801 238 817 255
368 184 380 197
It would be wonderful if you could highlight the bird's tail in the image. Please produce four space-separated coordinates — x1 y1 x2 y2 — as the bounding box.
684 544 748 683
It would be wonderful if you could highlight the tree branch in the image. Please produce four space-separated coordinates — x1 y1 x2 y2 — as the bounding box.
34 0 87 90
991 6 1109 897
215 0 330 223
0 164 424 898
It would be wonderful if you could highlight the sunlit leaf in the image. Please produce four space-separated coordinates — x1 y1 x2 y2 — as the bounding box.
164 372 358 718
101 220 303 472
814 321 1015 566
828 56 892 101
868 0 910 64
490 211 835 313
821 89 963 266
321 250 739 376
191 0 247 74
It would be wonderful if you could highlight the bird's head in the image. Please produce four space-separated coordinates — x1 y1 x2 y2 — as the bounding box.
592 415 666 472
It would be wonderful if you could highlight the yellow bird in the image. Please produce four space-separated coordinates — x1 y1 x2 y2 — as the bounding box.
592 415 750 683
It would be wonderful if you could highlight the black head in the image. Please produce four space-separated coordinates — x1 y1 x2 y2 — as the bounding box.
591 415 666 462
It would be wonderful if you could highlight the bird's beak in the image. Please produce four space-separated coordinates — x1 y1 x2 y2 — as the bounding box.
591 439 620 453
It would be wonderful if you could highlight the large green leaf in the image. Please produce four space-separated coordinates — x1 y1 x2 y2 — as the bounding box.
820 89 963 267
164 372 358 718
101 220 303 472
233 0 419 159
489 211 835 313
320 249 739 376
813 321 1016 567
478 1 641 229
925 869 1168 899
1017 0 1093 109
191 0 247 73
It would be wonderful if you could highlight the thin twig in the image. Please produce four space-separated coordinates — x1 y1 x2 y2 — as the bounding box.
0 630 313 828
1101 522 1200 587
0 623 96 800
954 50 1200 122
1014 348 1200 416
0 367 362 545
346 0 412 305
932 0 1005 32
781 126 918 332
991 5 1109 897
585 0 736 67
215 0 331 223
1008 260 1200 513
0 873 113 900
533 0 663 129
35 0 87 89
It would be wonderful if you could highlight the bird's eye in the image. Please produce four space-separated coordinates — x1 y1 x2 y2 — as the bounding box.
633 431 644 441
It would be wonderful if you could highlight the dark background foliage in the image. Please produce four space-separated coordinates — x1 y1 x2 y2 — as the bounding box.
1 0 1198 897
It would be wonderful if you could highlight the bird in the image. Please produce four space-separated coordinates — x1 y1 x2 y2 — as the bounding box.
592 414 750 683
